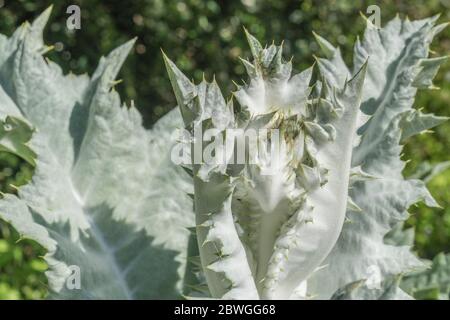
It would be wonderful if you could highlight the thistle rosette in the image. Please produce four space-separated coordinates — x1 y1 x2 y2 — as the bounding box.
165 30 367 299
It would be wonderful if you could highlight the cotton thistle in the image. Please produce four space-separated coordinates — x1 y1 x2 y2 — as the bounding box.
164 30 367 299
0 9 448 300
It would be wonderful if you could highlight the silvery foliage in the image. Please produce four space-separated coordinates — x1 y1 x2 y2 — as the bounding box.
0 8 193 299
307 15 448 299
164 16 448 300
0 8 448 299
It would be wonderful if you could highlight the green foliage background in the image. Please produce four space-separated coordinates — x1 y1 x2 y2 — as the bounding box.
0 0 449 299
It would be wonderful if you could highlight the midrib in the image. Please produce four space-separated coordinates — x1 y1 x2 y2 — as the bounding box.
69 178 134 299
86 214 134 299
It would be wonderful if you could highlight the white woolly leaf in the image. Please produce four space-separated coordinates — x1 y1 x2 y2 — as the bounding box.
0 9 194 299
165 31 367 300
308 15 445 299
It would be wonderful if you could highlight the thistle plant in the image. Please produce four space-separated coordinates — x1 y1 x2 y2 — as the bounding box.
0 8 448 300
164 16 449 299
164 30 367 299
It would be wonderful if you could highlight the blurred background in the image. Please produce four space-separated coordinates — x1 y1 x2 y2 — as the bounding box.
0 0 449 299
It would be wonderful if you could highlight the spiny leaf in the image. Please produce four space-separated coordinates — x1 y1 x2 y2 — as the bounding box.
0 9 194 299
308 15 445 300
